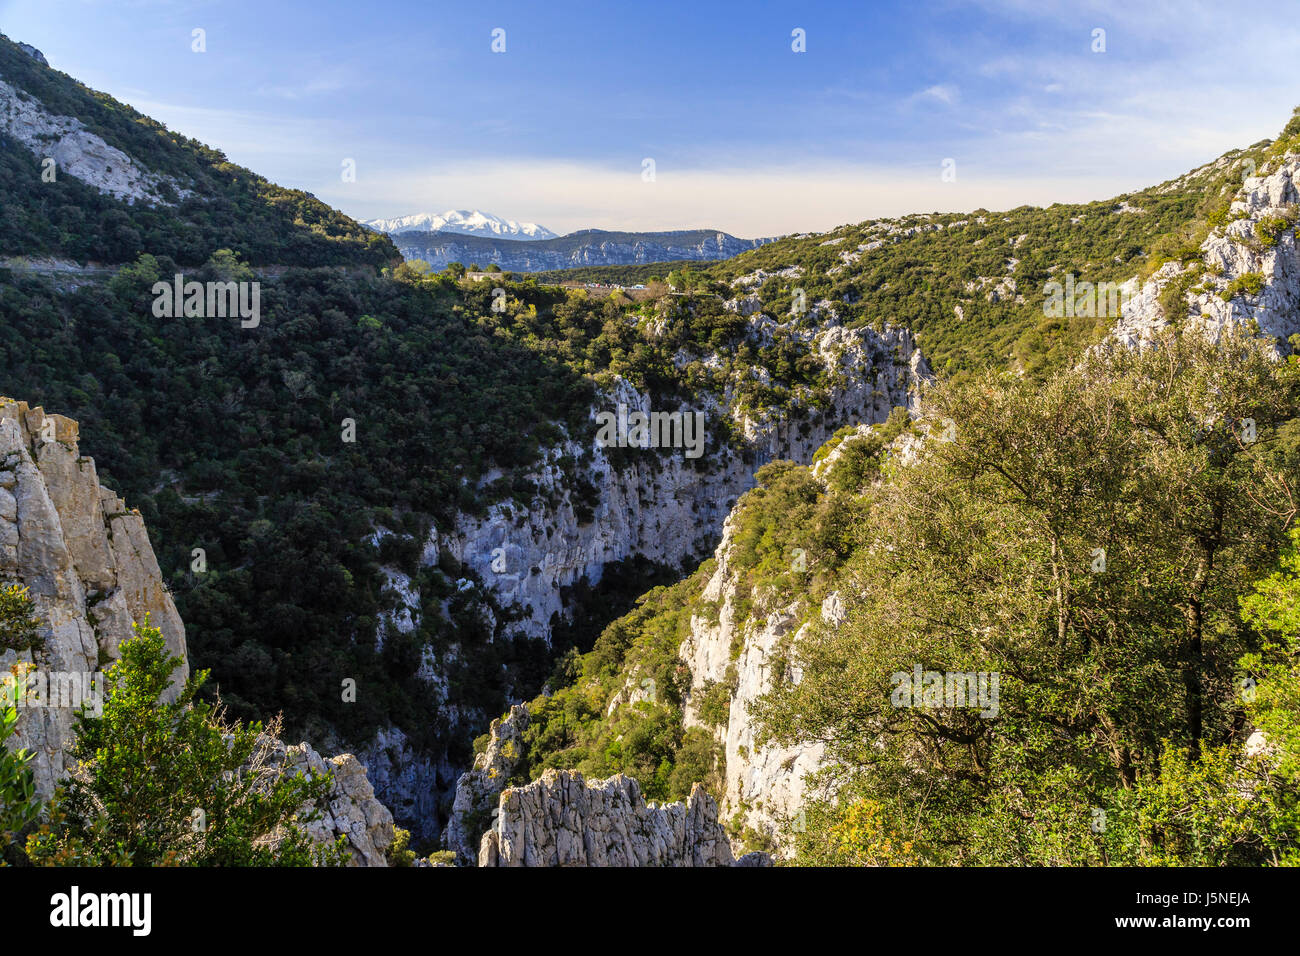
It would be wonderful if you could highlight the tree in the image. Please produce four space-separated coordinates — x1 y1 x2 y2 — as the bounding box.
1235 525 1300 863
0 583 41 652
0 702 40 862
1 584 42 861
26 620 347 866
755 326 1300 864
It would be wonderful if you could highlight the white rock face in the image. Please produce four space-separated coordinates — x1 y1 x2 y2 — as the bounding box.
478 768 766 867
0 398 189 798
0 77 183 205
1109 152 1300 349
434 329 929 855
260 738 395 867
0 397 394 865
677 514 827 850
15 41 47 66
677 423 925 851
443 704 529 863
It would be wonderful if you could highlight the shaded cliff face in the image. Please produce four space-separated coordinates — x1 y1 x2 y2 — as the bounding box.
0 397 396 866
380 320 928 844
428 322 930 645
0 397 188 797
389 229 774 273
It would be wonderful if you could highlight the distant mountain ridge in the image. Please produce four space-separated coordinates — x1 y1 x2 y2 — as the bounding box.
362 209 556 240
387 227 778 272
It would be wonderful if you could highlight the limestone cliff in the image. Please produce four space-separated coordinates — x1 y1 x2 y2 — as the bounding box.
426 322 929 644
374 321 928 841
443 704 529 863
677 516 828 846
260 738 395 867
1109 150 1300 349
1 397 188 796
0 75 186 206
0 397 394 866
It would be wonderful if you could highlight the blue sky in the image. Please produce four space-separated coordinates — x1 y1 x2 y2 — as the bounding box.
3 0 1299 236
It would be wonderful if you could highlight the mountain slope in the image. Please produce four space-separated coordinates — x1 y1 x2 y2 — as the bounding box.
555 128 1298 381
7 30 1299 858
0 36 395 267
389 228 775 272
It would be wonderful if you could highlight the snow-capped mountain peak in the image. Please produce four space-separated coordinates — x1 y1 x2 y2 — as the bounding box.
362 209 557 240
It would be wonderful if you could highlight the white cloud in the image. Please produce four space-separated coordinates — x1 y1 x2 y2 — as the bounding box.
911 84 959 107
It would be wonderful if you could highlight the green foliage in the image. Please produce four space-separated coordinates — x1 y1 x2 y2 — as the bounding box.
386 826 416 866
0 583 41 651
0 700 41 861
824 405 914 494
695 679 733 729
1235 525 1300 864
507 571 720 802
641 118 1300 383
1 584 42 860
25 620 347 866
532 261 699 286
752 326 1300 865
1221 271 1266 300
1254 210 1297 247
1157 266 1203 321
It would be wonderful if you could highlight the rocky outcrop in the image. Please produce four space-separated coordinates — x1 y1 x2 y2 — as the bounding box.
679 422 923 851
389 324 926 841
0 397 394 865
678 514 826 849
1110 151 1300 349
1 397 189 797
260 738 395 867
443 704 529 863
477 768 767 867
0 75 183 205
